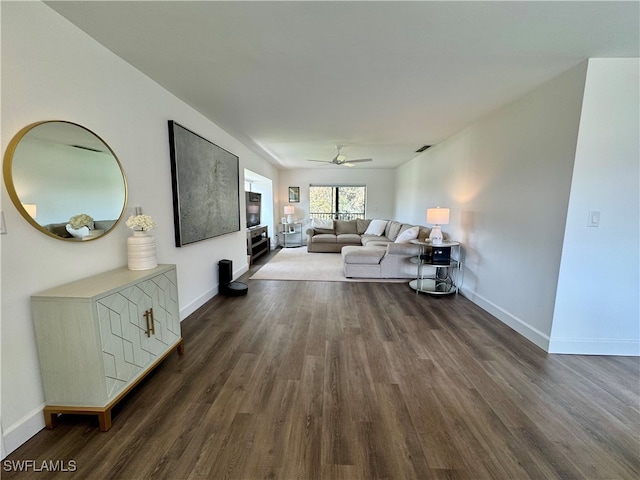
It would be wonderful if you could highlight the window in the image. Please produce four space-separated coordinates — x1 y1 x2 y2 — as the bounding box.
309 185 366 220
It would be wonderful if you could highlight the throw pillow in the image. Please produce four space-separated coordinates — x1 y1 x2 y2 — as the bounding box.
312 218 334 234
418 226 430 241
335 220 358 235
364 219 387 236
312 218 334 230
394 225 419 243
385 221 403 241
356 218 372 234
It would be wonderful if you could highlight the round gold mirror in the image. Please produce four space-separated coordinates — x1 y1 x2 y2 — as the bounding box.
3 121 128 241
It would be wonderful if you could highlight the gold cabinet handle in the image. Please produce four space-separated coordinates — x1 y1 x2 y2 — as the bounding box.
149 307 155 335
144 309 151 337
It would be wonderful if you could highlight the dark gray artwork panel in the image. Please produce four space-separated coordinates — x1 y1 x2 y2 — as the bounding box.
168 121 240 246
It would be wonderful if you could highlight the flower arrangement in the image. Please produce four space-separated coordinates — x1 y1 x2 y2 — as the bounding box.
126 214 157 231
68 213 94 230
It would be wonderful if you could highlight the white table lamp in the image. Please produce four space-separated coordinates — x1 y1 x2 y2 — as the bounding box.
427 207 449 245
284 205 295 232
284 205 295 223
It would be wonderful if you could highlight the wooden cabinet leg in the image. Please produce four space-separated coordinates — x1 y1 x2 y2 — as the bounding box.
44 408 58 429
97 410 112 432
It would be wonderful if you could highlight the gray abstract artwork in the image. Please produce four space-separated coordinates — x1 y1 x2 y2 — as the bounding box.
168 121 240 246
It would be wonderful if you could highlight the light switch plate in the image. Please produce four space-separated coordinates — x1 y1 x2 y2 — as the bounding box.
0 211 7 234
588 211 600 227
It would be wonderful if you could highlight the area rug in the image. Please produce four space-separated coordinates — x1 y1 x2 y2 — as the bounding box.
250 247 406 283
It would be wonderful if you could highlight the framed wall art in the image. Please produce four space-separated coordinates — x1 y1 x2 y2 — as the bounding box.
168 121 240 247
288 186 300 203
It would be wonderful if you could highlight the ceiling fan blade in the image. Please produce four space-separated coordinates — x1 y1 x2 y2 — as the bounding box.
345 158 372 163
307 159 333 163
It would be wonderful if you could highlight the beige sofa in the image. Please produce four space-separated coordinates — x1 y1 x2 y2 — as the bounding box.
306 219 444 279
306 218 432 252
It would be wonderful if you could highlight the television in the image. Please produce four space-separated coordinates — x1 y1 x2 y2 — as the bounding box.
246 192 261 228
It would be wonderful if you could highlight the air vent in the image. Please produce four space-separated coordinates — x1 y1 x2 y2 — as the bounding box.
415 145 431 153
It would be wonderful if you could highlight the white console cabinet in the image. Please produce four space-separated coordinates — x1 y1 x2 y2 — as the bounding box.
31 264 183 431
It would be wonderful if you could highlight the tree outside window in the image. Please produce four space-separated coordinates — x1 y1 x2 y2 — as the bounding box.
309 185 366 220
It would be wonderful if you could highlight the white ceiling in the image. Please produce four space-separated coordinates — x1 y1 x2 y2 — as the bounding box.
45 1 639 169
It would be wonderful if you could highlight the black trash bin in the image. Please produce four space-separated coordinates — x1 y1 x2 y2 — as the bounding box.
218 259 248 296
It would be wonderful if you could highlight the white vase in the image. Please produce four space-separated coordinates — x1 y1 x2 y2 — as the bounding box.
66 224 90 239
127 231 157 270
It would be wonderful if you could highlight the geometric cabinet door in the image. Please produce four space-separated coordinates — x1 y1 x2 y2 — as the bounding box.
96 270 180 399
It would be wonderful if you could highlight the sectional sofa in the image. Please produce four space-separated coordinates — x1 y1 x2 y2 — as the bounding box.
306 218 432 252
306 218 444 279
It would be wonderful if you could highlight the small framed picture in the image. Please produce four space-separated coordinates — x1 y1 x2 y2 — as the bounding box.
288 186 300 203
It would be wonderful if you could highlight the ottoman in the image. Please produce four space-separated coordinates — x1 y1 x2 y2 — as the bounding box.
342 246 387 278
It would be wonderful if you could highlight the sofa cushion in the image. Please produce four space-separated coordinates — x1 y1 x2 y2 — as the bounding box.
311 233 337 244
356 218 372 234
395 225 419 243
94 220 116 231
384 221 403 241
336 233 362 245
386 242 420 255
342 246 386 264
312 218 334 233
361 235 392 246
335 220 358 235
364 219 387 236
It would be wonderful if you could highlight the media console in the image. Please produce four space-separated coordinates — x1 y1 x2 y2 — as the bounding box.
247 225 269 264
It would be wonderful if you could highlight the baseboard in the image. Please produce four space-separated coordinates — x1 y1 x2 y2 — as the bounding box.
459 287 550 351
2 404 46 458
179 287 216 321
458 288 639 356
178 263 249 321
236 264 249 279
1 426 6 459
548 338 640 356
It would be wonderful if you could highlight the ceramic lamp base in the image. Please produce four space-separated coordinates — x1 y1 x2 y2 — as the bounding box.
127 231 157 270
429 225 443 245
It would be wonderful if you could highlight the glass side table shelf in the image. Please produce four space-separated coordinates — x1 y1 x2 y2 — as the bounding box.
409 240 461 295
280 222 302 248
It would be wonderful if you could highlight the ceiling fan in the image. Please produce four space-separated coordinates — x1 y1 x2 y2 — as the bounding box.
307 145 372 167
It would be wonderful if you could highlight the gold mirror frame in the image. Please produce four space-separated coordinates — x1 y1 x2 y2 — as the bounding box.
3 120 128 242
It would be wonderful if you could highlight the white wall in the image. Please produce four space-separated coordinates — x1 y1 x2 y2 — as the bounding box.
277 168 396 242
1 2 278 455
395 63 588 350
550 59 640 355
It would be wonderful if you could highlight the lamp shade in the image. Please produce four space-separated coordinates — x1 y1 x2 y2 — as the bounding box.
426 207 449 225
284 205 295 215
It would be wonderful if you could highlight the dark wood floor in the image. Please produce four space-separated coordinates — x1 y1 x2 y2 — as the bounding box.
4 249 639 479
